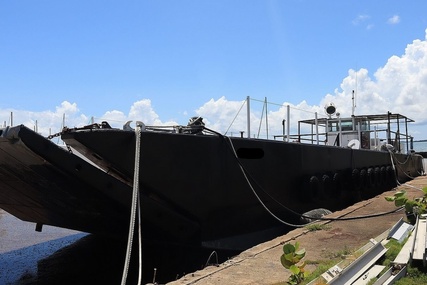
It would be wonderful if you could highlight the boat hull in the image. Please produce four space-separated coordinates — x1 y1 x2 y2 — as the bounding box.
61 128 424 249
0 126 201 242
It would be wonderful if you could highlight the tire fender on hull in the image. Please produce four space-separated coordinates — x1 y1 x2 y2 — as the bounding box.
301 175 321 203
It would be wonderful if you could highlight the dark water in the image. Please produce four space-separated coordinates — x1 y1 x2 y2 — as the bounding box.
0 221 240 284
1 210 287 284
32 235 240 285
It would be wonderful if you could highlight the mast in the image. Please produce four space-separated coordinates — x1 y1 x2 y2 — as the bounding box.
287 105 290 142
264 97 268 139
246 96 250 138
352 90 356 117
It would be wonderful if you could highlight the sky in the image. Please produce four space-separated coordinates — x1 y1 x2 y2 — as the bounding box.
1 1 427 140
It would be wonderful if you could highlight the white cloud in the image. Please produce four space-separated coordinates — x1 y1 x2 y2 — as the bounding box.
195 96 248 134
196 29 427 139
0 101 88 136
387 15 400 25
352 14 374 30
366 24 374 30
352 14 370 25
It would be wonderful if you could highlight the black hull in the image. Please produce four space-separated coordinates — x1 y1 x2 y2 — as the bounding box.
61 128 424 249
0 126 201 243
0 125 131 235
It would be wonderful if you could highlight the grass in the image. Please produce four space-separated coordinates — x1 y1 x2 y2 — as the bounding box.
395 266 427 285
270 259 335 285
321 245 354 260
382 238 405 267
304 223 331 232
301 259 337 285
273 236 427 285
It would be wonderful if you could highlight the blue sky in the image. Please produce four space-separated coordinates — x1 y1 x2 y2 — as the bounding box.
1 1 427 140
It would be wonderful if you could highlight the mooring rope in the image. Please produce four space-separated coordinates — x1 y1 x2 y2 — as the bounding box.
121 123 143 285
388 151 425 191
202 127 417 225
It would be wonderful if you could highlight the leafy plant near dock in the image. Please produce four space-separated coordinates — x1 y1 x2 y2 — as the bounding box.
280 242 308 285
385 187 427 222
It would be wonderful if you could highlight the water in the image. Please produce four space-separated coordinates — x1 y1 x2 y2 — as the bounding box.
0 210 240 284
413 140 427 152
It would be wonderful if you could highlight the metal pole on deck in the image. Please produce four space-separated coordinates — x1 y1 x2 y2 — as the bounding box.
374 126 378 149
264 97 269 139
246 96 251 139
315 112 319 145
405 117 409 153
387 112 391 145
338 115 342 147
287 105 290 142
282 120 285 141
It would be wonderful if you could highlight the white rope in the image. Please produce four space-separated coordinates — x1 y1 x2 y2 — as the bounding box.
388 150 425 192
121 123 143 285
226 136 305 228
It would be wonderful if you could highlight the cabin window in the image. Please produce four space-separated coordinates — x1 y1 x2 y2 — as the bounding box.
341 121 353 131
328 121 338 132
360 121 368 131
328 120 353 132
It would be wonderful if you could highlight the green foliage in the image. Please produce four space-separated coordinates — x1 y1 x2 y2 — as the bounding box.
383 239 405 267
305 224 331 232
394 266 427 285
280 242 308 285
302 259 337 284
385 188 427 218
322 246 354 260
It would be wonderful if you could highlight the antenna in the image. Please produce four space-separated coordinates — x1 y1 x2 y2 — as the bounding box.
353 66 358 116
352 90 356 116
